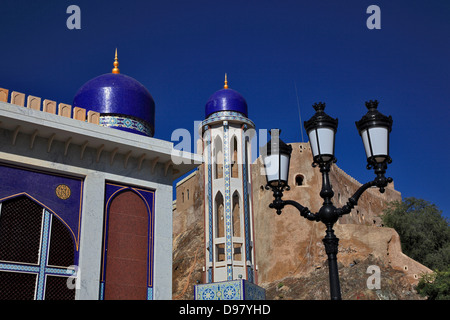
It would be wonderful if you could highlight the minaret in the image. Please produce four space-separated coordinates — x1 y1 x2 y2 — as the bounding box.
200 76 257 284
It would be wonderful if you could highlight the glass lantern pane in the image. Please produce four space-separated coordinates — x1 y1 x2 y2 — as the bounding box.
279 154 290 183
317 127 335 156
308 128 335 159
263 154 280 183
263 153 290 184
361 129 371 159
308 129 319 158
361 127 388 160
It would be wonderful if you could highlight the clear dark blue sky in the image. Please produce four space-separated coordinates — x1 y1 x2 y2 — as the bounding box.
1 0 449 217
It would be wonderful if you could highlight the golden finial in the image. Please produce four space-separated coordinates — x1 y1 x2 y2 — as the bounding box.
224 73 229 89
112 48 120 74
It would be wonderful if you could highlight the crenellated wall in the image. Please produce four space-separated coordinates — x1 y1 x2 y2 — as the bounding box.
0 87 100 125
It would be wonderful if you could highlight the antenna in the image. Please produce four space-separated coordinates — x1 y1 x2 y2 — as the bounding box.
294 81 304 142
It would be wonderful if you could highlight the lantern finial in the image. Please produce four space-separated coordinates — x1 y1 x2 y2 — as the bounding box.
365 100 379 111
313 102 326 112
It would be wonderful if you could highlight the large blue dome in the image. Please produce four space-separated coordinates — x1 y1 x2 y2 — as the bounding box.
205 88 248 118
73 73 155 137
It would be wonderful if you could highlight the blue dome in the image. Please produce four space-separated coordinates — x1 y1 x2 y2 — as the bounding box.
73 73 155 137
205 88 248 118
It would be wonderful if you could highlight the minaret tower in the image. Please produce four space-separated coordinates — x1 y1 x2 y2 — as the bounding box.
200 75 257 284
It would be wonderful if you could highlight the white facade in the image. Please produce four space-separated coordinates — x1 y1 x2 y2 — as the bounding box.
0 100 200 299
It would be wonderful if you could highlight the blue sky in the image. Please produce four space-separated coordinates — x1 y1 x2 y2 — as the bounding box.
0 0 449 218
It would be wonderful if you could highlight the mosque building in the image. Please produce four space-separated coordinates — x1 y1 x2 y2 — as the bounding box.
0 51 199 300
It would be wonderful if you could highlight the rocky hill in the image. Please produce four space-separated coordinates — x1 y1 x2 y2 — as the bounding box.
263 255 424 300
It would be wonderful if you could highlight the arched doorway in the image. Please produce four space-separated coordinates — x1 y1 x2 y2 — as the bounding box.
101 187 154 300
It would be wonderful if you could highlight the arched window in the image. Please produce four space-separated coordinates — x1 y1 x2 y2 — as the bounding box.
0 196 76 300
232 191 243 262
232 191 241 237
215 192 224 238
295 174 305 186
214 136 223 179
231 136 239 178
214 192 225 263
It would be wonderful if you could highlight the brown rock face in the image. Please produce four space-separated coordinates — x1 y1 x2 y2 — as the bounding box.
263 255 425 300
172 169 205 300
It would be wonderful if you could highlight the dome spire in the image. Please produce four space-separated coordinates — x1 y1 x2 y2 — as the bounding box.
112 48 120 74
224 73 228 89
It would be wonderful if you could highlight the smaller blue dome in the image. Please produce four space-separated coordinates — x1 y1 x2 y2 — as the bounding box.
205 88 248 118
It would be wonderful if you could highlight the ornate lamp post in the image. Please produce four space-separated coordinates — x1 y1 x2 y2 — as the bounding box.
261 100 393 300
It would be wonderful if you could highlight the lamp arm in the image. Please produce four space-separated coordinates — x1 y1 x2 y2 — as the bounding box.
337 173 393 217
282 200 320 221
266 184 319 221
336 180 375 216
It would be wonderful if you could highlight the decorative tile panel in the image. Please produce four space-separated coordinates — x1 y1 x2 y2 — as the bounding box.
147 287 153 300
100 115 153 136
201 111 255 130
194 280 265 300
222 123 233 280
205 127 213 283
244 281 266 300
36 211 51 300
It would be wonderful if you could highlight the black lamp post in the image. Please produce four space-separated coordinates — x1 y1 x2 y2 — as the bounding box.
261 100 393 300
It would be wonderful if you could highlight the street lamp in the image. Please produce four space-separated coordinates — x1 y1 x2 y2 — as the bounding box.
304 102 338 166
356 100 393 169
262 100 393 300
261 129 292 190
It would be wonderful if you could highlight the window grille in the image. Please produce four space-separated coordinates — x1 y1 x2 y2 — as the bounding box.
0 196 43 264
0 196 76 300
45 275 76 300
48 216 75 268
0 271 37 300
